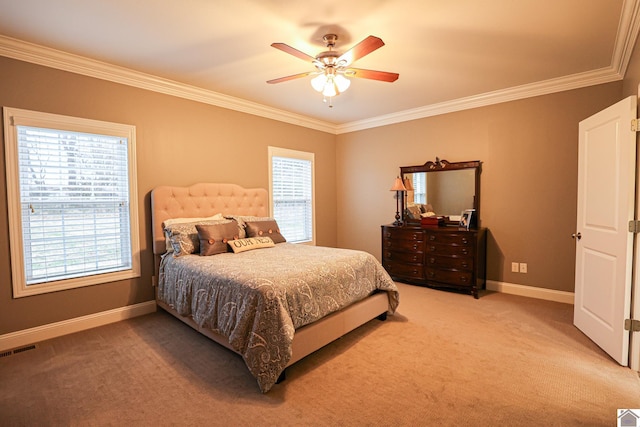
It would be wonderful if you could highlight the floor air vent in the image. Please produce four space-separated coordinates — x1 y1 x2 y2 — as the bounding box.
0 344 38 358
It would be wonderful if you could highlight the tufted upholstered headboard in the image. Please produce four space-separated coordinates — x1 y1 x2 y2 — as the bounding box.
150 183 269 255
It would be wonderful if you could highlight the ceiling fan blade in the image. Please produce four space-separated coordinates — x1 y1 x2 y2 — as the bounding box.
271 43 317 63
346 68 399 82
267 71 315 84
337 36 385 66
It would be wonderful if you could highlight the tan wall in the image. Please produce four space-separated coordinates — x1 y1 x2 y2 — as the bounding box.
0 56 337 335
336 82 623 292
3 35 640 335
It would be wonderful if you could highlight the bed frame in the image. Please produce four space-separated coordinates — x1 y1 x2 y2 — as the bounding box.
151 182 388 375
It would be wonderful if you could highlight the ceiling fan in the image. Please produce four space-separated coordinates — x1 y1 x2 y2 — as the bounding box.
267 34 399 105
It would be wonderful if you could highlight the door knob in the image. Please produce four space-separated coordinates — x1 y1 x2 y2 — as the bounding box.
572 232 582 240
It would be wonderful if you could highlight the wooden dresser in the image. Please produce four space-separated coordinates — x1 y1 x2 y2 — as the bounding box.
381 224 487 298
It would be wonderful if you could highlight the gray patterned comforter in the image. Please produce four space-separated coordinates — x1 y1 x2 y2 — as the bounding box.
158 243 399 392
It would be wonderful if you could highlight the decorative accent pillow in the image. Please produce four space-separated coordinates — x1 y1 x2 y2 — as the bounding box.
196 222 240 256
164 219 235 256
162 214 224 253
244 220 286 243
228 237 275 253
224 215 274 239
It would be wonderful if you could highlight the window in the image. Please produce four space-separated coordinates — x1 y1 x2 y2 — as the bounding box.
268 146 315 244
413 172 427 204
3 107 140 297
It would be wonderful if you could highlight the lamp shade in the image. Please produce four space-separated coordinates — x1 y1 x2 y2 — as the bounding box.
390 176 407 191
403 177 414 191
311 74 327 92
311 71 351 98
334 74 351 92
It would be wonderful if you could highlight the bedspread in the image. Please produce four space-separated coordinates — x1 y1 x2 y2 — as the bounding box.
158 243 399 392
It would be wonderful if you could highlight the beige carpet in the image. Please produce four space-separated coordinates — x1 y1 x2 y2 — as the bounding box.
1 283 639 426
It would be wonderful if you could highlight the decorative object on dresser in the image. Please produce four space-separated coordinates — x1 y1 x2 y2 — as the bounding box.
382 158 487 298
389 176 407 226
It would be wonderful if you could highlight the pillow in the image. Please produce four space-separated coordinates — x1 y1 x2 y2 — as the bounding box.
228 237 275 253
164 219 235 256
162 214 224 254
224 215 275 239
162 213 224 228
196 222 240 256
244 220 286 243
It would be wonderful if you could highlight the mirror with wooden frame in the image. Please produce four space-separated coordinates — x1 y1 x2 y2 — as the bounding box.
400 158 481 227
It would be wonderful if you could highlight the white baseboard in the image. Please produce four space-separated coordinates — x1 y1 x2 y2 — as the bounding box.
0 301 156 352
486 280 574 304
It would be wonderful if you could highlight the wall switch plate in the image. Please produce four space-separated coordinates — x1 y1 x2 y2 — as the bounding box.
511 262 519 272
519 263 527 273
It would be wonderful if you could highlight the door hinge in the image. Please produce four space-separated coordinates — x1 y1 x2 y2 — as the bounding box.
629 220 640 233
632 118 640 131
625 319 640 332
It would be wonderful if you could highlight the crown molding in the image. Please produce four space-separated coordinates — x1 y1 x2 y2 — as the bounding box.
335 66 623 134
1 0 638 136
0 35 337 134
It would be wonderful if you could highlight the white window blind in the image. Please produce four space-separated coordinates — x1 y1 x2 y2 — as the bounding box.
269 147 315 244
17 126 132 284
4 107 140 297
413 172 427 204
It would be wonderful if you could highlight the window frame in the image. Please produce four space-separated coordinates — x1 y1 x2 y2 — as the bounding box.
268 146 316 245
3 107 141 298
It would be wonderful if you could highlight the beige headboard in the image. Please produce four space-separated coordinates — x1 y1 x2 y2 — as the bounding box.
150 182 269 255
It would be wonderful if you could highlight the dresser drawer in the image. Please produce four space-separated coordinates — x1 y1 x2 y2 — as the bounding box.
425 231 474 246
426 243 474 257
384 261 425 280
382 228 424 242
383 238 423 252
426 254 473 271
425 268 473 287
384 250 423 264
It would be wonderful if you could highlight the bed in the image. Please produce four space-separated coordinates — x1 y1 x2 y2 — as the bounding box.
151 183 399 392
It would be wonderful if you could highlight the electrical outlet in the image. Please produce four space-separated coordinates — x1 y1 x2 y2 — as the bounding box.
511 262 519 273
519 263 527 273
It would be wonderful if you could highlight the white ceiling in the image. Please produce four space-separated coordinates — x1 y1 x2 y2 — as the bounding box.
0 0 638 133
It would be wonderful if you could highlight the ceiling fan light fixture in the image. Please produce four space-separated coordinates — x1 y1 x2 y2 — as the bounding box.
269 34 398 106
334 74 351 92
311 72 350 98
311 74 326 92
322 77 337 97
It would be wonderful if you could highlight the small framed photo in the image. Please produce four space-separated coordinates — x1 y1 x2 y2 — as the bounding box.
459 209 475 230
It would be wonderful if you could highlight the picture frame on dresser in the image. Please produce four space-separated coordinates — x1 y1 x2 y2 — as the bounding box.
460 209 474 230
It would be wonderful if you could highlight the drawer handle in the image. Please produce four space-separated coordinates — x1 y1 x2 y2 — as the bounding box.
429 257 435 264
461 249 468 255
429 235 436 241
461 262 469 268
385 232 391 238
429 246 436 252
428 271 435 278
460 276 469 283
461 238 468 244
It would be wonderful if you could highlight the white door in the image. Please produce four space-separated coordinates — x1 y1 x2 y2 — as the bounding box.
574 96 636 366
